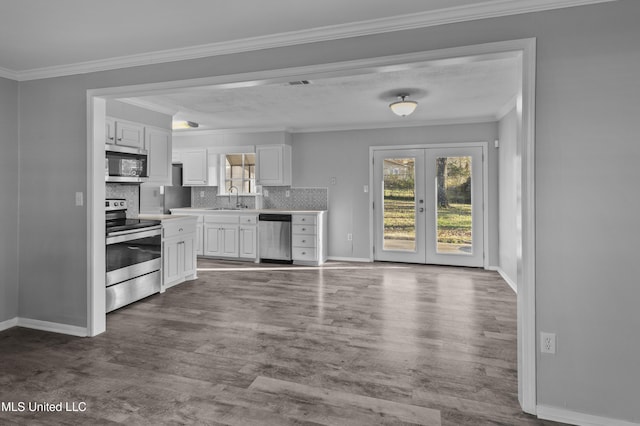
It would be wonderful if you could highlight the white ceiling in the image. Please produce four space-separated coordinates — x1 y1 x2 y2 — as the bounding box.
124 54 521 133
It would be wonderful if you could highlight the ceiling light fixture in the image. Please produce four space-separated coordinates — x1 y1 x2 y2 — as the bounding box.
389 95 418 117
172 120 199 130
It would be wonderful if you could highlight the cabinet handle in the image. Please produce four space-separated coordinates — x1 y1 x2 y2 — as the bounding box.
179 228 183 232
301 228 306 231
117 138 122 141
301 218 306 222
108 137 114 141
301 240 306 243
302 251 306 255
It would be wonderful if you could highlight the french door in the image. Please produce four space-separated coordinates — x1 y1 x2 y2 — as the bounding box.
373 146 484 267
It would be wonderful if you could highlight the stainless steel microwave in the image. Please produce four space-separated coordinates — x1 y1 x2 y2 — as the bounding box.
105 144 149 183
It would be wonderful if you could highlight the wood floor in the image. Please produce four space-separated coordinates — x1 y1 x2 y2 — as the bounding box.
0 260 564 425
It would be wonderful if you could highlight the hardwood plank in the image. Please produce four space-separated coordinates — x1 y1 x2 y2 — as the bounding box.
0 260 564 425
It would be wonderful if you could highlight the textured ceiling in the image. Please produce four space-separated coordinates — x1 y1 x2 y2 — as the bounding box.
126 55 520 132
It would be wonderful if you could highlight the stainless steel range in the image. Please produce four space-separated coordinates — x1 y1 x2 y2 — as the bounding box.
105 199 162 313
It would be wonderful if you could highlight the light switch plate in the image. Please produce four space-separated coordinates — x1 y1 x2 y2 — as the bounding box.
75 192 83 206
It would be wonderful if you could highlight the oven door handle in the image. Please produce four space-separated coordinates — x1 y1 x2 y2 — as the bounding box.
106 226 162 244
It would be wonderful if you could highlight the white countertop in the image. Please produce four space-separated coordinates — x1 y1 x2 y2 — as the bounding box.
138 213 198 221
169 208 327 214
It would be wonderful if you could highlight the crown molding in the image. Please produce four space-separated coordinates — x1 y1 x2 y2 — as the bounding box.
11 0 614 81
0 65 20 81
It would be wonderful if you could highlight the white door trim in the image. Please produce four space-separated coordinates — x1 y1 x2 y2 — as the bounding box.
86 37 536 414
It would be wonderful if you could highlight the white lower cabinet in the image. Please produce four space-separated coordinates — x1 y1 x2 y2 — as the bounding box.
292 213 327 266
163 217 198 290
204 215 239 257
239 225 258 259
204 224 239 257
202 214 259 260
195 221 204 255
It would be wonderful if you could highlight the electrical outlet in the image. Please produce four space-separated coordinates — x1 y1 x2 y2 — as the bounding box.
75 192 83 206
285 190 290 197
347 233 353 241
264 189 269 197
330 177 337 185
540 332 556 354
200 191 205 198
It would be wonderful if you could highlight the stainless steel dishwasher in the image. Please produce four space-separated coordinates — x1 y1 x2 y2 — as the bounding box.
258 213 292 263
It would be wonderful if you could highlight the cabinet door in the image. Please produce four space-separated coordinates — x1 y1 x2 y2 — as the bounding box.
256 145 291 186
105 117 116 145
204 225 223 256
204 224 239 257
164 238 182 286
182 150 208 186
145 127 171 185
182 234 196 277
239 226 257 259
115 121 144 149
196 223 204 255
220 225 239 257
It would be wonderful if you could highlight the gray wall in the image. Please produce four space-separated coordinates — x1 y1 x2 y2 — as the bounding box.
292 124 499 262
0 77 19 323
107 99 172 129
498 108 518 287
13 0 640 421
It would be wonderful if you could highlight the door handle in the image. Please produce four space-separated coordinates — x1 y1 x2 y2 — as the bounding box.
419 208 424 212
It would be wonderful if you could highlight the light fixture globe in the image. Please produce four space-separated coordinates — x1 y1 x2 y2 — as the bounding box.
389 95 418 117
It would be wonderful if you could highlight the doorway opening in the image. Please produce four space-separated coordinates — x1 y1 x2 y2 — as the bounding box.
88 38 536 413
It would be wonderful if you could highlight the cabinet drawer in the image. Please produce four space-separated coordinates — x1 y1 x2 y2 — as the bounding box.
292 224 316 235
293 215 316 225
240 215 258 224
204 214 239 224
164 220 196 238
293 247 317 261
292 234 316 248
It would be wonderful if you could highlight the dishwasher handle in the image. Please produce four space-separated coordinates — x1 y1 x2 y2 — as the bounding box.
258 214 292 222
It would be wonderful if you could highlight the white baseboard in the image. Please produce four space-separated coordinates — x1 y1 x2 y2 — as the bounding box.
537 405 640 426
0 317 18 332
327 256 372 263
487 265 517 293
17 317 88 337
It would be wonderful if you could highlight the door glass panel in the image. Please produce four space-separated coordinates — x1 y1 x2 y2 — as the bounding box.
435 156 472 255
383 158 416 251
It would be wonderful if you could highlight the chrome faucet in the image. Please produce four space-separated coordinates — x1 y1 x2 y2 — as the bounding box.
228 185 240 208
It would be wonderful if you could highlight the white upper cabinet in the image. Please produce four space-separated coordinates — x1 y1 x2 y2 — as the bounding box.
181 149 208 186
256 144 291 186
105 117 116 145
115 120 144 149
144 127 172 185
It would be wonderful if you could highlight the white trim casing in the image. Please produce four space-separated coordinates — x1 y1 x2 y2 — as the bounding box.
88 37 537 415
487 266 518 293
537 405 640 426
518 37 537 415
16 318 88 337
3 0 612 81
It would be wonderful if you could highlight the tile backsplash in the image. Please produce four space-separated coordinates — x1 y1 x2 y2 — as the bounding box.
106 183 140 217
262 187 328 210
191 186 328 210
